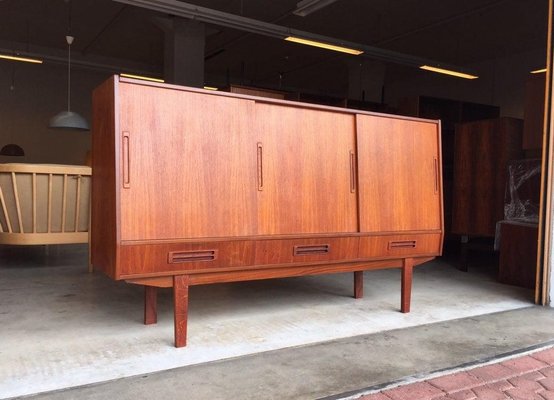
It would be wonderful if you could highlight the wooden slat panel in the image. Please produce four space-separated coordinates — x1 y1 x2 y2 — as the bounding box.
32 173 36 233
0 186 11 233
0 231 88 245
0 163 91 175
47 173 52 233
74 176 81 232
11 172 23 233
0 165 92 245
61 174 67 232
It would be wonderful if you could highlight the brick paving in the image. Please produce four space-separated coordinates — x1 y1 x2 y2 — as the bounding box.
358 347 554 400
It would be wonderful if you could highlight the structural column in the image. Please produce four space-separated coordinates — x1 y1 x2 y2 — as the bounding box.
161 18 206 87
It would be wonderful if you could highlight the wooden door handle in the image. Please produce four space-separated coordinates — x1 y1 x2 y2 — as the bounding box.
257 142 263 191
123 131 130 189
350 151 356 193
433 157 439 194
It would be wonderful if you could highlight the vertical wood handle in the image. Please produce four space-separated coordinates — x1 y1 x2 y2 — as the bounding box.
257 142 263 191
433 157 439 194
350 151 356 193
123 131 130 189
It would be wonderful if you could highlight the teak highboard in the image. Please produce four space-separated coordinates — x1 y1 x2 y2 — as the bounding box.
91 76 444 347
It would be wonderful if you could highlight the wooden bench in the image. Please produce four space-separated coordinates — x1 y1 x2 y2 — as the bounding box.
0 163 92 249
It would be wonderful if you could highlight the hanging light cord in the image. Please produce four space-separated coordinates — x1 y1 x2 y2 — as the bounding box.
66 0 72 112
67 37 71 112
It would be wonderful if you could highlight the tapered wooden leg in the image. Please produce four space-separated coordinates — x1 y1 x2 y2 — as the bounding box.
144 286 158 325
401 258 414 313
173 275 190 348
354 271 364 299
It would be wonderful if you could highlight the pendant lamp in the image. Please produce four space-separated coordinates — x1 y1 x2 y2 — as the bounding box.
0 144 25 156
49 35 89 131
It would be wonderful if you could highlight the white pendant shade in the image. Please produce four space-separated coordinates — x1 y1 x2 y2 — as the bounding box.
49 34 90 131
49 110 89 130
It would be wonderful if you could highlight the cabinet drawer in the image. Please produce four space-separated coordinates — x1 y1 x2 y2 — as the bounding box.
254 237 359 265
119 237 359 276
119 241 256 276
358 234 441 259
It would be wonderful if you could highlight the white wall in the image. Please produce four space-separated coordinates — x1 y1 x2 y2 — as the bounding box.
0 61 110 165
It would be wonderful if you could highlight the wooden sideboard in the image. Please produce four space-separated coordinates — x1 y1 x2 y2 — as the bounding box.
91 76 444 347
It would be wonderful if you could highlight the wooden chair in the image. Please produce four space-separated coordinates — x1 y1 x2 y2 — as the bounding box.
0 163 92 268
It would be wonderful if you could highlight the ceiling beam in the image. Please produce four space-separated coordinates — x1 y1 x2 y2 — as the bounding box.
112 0 478 76
0 39 161 77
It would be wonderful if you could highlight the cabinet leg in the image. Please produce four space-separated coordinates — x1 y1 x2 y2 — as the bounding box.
401 258 414 313
354 271 364 299
173 275 190 348
144 286 158 325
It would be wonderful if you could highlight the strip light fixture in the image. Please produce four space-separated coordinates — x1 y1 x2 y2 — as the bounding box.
420 65 478 80
114 0 478 79
0 54 43 64
285 36 363 55
531 68 547 74
121 73 164 82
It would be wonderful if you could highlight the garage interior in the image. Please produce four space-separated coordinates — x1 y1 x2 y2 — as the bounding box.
0 0 552 398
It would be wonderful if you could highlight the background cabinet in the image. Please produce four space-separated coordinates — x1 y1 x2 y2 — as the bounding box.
451 117 523 237
523 73 546 151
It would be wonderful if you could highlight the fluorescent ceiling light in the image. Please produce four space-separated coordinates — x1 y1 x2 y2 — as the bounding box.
420 65 478 80
203 86 219 91
293 0 338 17
121 73 165 82
531 68 547 74
285 36 363 55
0 54 43 64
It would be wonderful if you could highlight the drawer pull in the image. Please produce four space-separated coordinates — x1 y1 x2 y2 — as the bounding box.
388 240 417 249
168 250 217 263
293 244 330 256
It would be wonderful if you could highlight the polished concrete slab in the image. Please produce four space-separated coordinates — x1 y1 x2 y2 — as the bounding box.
20 307 554 400
0 245 535 398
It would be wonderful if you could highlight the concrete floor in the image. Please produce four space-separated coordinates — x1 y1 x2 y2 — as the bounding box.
18 308 554 400
0 244 541 399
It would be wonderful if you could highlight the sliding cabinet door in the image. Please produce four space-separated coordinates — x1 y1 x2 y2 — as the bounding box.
119 83 258 240
255 103 357 235
357 115 442 233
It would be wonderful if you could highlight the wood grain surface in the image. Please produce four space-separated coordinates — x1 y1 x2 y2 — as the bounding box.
452 118 523 236
255 102 358 234
356 115 442 232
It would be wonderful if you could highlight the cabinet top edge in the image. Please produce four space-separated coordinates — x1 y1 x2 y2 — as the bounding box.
116 76 440 126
